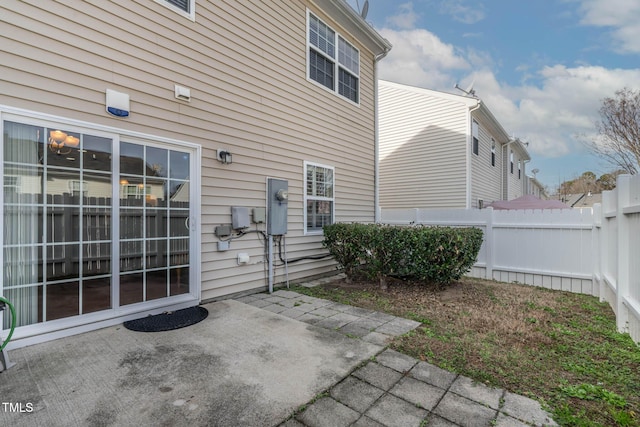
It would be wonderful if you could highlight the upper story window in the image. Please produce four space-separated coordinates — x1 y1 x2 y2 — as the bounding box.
304 161 335 234
472 120 479 155
308 11 360 104
70 180 89 198
155 0 195 20
491 139 496 167
518 160 522 179
4 175 20 193
510 150 514 174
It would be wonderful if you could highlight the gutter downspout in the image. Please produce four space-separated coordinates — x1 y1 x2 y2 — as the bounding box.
467 101 482 209
523 159 531 195
374 47 390 223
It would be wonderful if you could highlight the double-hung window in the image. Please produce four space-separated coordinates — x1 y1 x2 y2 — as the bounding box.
308 11 360 104
518 160 522 179
472 120 479 156
491 139 496 167
304 162 334 234
510 150 514 174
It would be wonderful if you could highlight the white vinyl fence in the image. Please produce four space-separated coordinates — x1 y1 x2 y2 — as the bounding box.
380 174 640 343
593 175 640 342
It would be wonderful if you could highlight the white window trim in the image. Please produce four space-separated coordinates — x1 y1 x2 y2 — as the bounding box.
154 0 196 21
303 160 335 235
306 9 361 107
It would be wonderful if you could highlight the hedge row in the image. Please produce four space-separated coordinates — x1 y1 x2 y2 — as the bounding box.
322 223 483 287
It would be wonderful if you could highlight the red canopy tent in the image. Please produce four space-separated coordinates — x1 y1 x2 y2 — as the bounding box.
487 194 571 210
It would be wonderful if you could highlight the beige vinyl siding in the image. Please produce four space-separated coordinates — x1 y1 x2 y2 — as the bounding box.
1 0 380 300
470 115 503 207
378 82 469 209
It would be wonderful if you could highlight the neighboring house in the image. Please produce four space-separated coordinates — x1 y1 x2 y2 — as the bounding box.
0 0 390 347
563 192 603 208
525 174 548 199
503 138 532 201
378 80 530 209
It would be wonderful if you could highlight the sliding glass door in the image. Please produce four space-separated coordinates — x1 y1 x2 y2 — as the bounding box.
2 117 196 332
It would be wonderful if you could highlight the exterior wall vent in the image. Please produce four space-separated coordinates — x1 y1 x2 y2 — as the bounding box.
174 85 191 102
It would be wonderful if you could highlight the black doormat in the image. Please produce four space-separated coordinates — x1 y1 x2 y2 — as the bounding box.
123 306 209 332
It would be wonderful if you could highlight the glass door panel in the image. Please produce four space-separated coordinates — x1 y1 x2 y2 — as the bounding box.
120 273 143 306
83 277 111 314
146 270 168 301
118 141 192 306
2 121 113 327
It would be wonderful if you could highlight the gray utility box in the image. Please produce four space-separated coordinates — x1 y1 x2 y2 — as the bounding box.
231 206 250 230
267 178 288 235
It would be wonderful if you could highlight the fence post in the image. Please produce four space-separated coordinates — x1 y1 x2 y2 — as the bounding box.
616 175 631 333
592 203 602 301
485 208 494 280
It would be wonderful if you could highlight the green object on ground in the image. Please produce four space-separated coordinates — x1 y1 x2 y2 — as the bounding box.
0 296 16 350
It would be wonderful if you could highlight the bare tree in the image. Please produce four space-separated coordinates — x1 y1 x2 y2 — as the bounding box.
588 88 640 174
558 170 623 196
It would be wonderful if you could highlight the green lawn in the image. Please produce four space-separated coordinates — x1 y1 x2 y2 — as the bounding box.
291 277 640 427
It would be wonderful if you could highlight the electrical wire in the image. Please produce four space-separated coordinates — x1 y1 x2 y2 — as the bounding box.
215 225 333 288
277 235 333 264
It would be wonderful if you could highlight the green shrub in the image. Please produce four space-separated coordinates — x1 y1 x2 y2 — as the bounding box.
322 223 369 279
323 223 483 287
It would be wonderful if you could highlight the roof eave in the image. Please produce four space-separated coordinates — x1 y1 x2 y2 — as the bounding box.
473 103 510 143
313 0 392 56
511 138 532 160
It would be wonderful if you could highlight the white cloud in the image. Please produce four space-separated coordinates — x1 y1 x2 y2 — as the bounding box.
378 28 471 88
438 0 485 24
378 27 640 158
468 66 640 157
577 0 640 53
385 2 420 30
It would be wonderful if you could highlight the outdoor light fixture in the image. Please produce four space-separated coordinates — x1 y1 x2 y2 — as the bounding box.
217 149 232 165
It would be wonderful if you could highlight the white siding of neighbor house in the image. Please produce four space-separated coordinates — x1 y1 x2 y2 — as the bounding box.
0 0 381 300
469 114 503 208
378 81 470 209
507 150 526 200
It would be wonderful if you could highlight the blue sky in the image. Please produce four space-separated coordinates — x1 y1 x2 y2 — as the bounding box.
346 0 640 191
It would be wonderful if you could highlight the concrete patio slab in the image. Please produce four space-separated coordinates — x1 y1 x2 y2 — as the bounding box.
432 393 498 426
389 377 447 411
449 375 503 410
1 285 560 427
365 393 429 426
0 300 381 427
330 376 385 413
375 348 418 373
295 397 360 427
501 391 559 426
352 362 404 391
